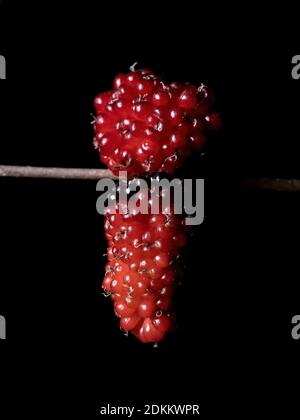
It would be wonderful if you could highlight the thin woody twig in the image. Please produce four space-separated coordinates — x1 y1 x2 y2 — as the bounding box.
0 165 117 180
242 177 300 193
0 165 300 192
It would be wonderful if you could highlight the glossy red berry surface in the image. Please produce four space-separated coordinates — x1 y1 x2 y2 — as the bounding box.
95 67 222 343
94 67 220 177
101 195 187 343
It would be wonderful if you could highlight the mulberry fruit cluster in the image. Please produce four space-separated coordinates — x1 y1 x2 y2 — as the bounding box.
102 201 186 343
94 66 220 343
94 67 221 178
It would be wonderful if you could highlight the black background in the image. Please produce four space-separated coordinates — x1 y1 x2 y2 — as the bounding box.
0 1 299 418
